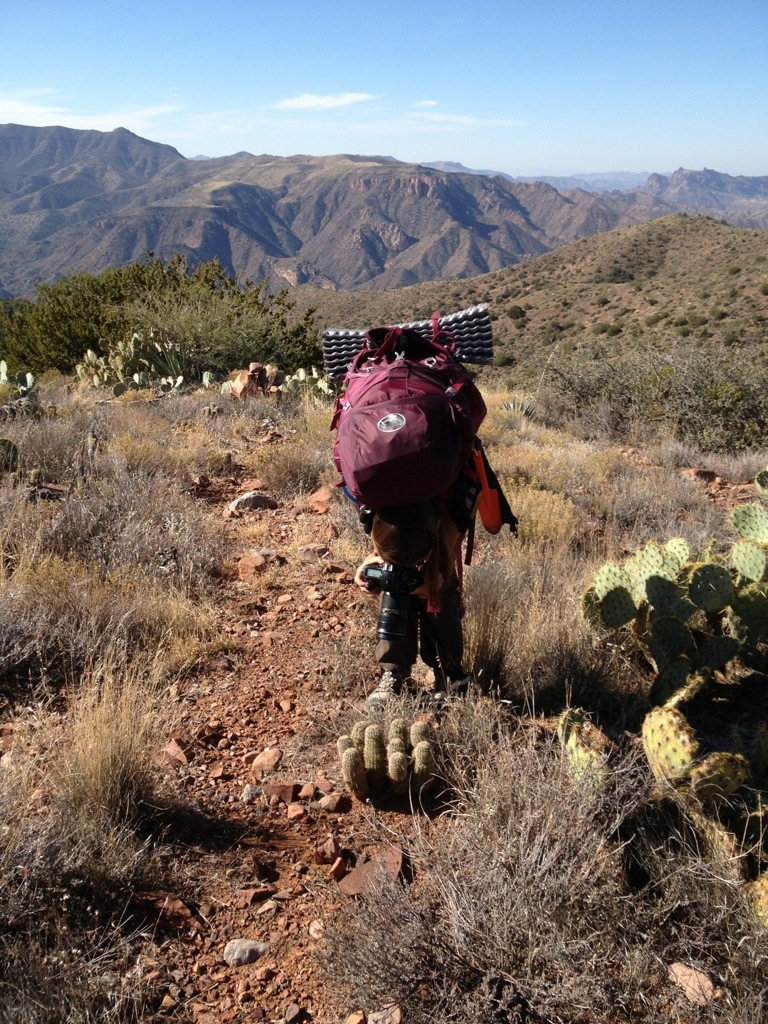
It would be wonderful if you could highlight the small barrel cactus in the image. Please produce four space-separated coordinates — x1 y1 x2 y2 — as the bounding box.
341 747 369 802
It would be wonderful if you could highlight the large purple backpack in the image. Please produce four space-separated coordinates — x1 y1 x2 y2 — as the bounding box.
331 319 487 509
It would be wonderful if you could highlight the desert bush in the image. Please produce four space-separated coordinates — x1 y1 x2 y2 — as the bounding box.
541 349 768 452
463 549 624 715
0 254 321 377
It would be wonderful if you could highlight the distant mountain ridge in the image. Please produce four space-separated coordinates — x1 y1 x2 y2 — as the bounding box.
0 123 765 298
424 162 652 192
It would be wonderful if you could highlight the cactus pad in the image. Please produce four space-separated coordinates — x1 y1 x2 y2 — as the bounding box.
746 872 768 926
732 503 768 542
645 575 694 619
663 537 691 575
649 657 693 706
727 584 768 644
698 636 741 671
731 540 768 583
342 748 369 801
689 752 749 802
688 563 735 612
599 586 639 629
557 709 607 787
593 563 633 600
755 470 768 496
648 616 694 668
731 503 768 542
641 706 699 782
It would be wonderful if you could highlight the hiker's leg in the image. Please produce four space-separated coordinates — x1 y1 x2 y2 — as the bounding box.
419 576 466 687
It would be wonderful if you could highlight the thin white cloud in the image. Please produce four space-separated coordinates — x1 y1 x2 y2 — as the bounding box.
274 92 376 111
413 100 438 108
0 91 179 134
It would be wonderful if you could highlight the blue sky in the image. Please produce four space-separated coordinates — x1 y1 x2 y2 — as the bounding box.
1 0 766 176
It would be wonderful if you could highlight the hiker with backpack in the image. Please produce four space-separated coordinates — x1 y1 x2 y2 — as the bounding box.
331 315 517 709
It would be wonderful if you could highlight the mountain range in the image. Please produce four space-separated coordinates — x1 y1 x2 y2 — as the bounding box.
0 123 766 298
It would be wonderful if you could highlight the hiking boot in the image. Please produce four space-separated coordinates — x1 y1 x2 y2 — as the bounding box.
365 670 405 711
431 674 472 707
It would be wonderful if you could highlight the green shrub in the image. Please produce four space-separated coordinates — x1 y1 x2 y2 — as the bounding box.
0 255 321 378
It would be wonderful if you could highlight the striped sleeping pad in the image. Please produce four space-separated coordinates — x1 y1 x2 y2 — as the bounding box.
322 303 493 380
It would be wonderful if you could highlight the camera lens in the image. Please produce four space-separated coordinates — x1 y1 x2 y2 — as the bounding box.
376 591 410 641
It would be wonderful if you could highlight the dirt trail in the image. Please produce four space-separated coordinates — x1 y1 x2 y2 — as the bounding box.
148 478 406 1024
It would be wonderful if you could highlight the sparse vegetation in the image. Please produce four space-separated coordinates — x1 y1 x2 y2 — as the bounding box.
3 220 768 1020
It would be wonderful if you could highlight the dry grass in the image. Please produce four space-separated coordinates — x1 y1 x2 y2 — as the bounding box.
3 364 768 1022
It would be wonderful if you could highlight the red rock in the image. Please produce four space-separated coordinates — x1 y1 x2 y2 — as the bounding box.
668 963 722 1006
229 491 279 513
284 1002 302 1024
298 783 316 801
286 803 307 821
264 781 300 803
304 486 333 514
297 542 330 561
345 1014 366 1024
234 886 276 907
315 776 335 794
248 748 282 774
238 553 267 579
161 738 190 765
369 1007 402 1024
318 792 351 813
278 699 294 712
314 835 341 864
337 847 403 897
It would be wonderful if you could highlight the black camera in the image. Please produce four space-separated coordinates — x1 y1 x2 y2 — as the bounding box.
362 562 423 641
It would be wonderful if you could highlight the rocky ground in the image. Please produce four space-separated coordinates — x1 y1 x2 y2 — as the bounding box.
143 477 417 1024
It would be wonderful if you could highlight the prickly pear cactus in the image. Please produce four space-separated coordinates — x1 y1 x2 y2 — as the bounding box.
642 706 699 783
731 503 768 543
746 872 768 926
556 708 607 788
689 751 749 803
